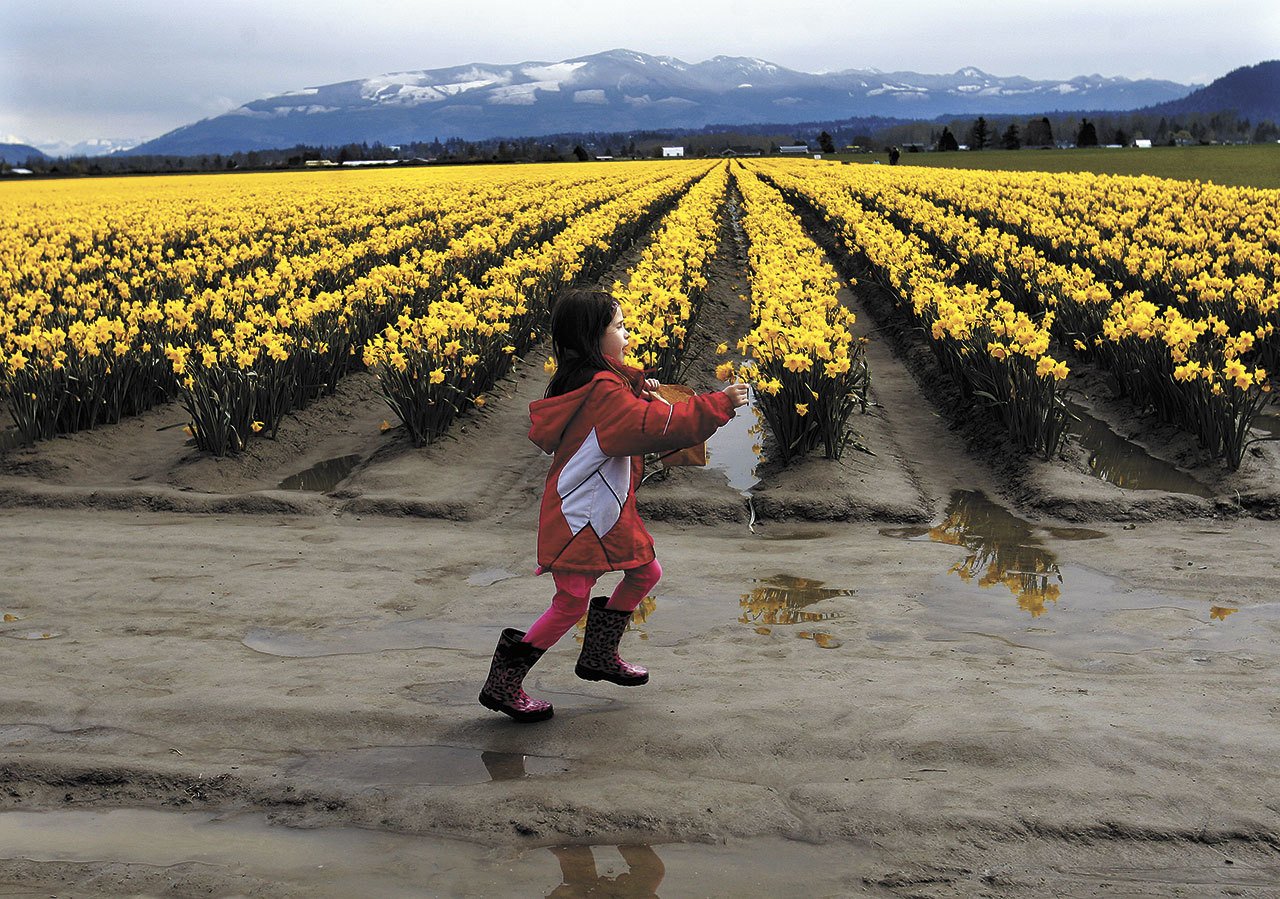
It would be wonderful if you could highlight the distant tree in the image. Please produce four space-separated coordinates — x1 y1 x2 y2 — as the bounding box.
1001 123 1022 150
1076 119 1098 147
817 130 835 154
937 127 959 151
1112 128 1128 146
967 117 991 150
1024 117 1054 147
572 144 590 161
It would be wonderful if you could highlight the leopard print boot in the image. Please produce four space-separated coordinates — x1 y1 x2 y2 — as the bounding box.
479 628 554 722
574 596 649 686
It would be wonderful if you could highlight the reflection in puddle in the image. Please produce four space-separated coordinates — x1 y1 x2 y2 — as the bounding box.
703 390 763 494
277 454 362 492
0 809 875 897
548 844 665 896
740 575 851 625
924 491 1064 616
740 574 850 649
287 744 570 786
921 564 1280 658
882 491 1280 654
1065 401 1212 497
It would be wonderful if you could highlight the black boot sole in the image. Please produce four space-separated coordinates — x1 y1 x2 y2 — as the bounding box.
478 691 554 722
574 664 649 686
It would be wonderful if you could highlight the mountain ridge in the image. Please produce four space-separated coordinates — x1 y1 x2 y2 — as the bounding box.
129 49 1200 156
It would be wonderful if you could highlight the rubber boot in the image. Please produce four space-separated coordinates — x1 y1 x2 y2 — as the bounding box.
575 596 649 686
479 628 554 722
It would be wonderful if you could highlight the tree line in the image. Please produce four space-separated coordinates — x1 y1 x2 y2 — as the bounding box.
4 107 1275 177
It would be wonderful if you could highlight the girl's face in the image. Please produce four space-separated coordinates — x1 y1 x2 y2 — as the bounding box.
599 304 628 361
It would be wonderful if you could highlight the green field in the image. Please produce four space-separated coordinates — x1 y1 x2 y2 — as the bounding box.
841 143 1280 190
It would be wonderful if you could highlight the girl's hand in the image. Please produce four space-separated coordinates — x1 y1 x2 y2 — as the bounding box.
722 381 749 408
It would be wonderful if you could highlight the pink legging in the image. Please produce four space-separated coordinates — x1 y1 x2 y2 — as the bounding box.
523 559 662 649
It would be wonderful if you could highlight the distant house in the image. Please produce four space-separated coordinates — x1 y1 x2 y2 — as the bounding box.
661 146 685 157
1133 139 1153 149
719 146 763 157
778 144 810 155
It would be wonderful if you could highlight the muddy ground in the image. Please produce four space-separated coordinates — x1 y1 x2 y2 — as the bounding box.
2 190 1280 897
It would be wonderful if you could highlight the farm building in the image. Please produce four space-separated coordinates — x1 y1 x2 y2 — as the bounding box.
661 147 685 157
778 145 811 155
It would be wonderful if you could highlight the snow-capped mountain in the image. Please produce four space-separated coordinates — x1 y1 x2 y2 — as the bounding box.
34 137 142 158
132 49 1197 155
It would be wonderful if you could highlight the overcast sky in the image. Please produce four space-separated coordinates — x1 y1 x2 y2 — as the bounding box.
3 0 1277 147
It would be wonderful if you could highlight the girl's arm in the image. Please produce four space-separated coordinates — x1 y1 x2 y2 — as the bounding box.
589 376 737 457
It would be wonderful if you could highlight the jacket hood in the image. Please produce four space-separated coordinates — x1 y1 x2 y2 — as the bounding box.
528 365 643 454
529 381 595 454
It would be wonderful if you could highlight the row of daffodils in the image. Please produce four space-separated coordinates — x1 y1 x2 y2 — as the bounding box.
729 165 870 463
1 162 708 453
750 158 1277 468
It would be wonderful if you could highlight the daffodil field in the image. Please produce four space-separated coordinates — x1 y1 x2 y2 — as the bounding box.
3 156 1276 471
1 162 710 452
749 158 1277 468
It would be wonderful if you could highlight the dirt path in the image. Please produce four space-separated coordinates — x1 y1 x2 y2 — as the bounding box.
3 185 1280 896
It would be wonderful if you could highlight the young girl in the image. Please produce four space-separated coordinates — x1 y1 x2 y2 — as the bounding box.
480 288 749 722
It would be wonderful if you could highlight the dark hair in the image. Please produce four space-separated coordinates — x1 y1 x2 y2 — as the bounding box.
544 289 635 398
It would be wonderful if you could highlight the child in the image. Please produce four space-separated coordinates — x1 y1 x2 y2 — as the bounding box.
480 288 749 722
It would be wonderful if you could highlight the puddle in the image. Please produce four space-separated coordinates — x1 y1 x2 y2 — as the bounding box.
246 581 837 662
753 524 833 541
244 591 662 660
2 629 62 640
277 454 363 492
286 744 571 785
881 490 1280 655
703 389 763 494
1250 410 1280 440
880 491 1111 617
740 574 851 648
243 618 498 657
0 808 877 898
920 563 1280 658
740 574 853 626
1065 400 1212 497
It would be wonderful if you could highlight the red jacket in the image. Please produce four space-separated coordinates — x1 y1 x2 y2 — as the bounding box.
529 367 736 573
